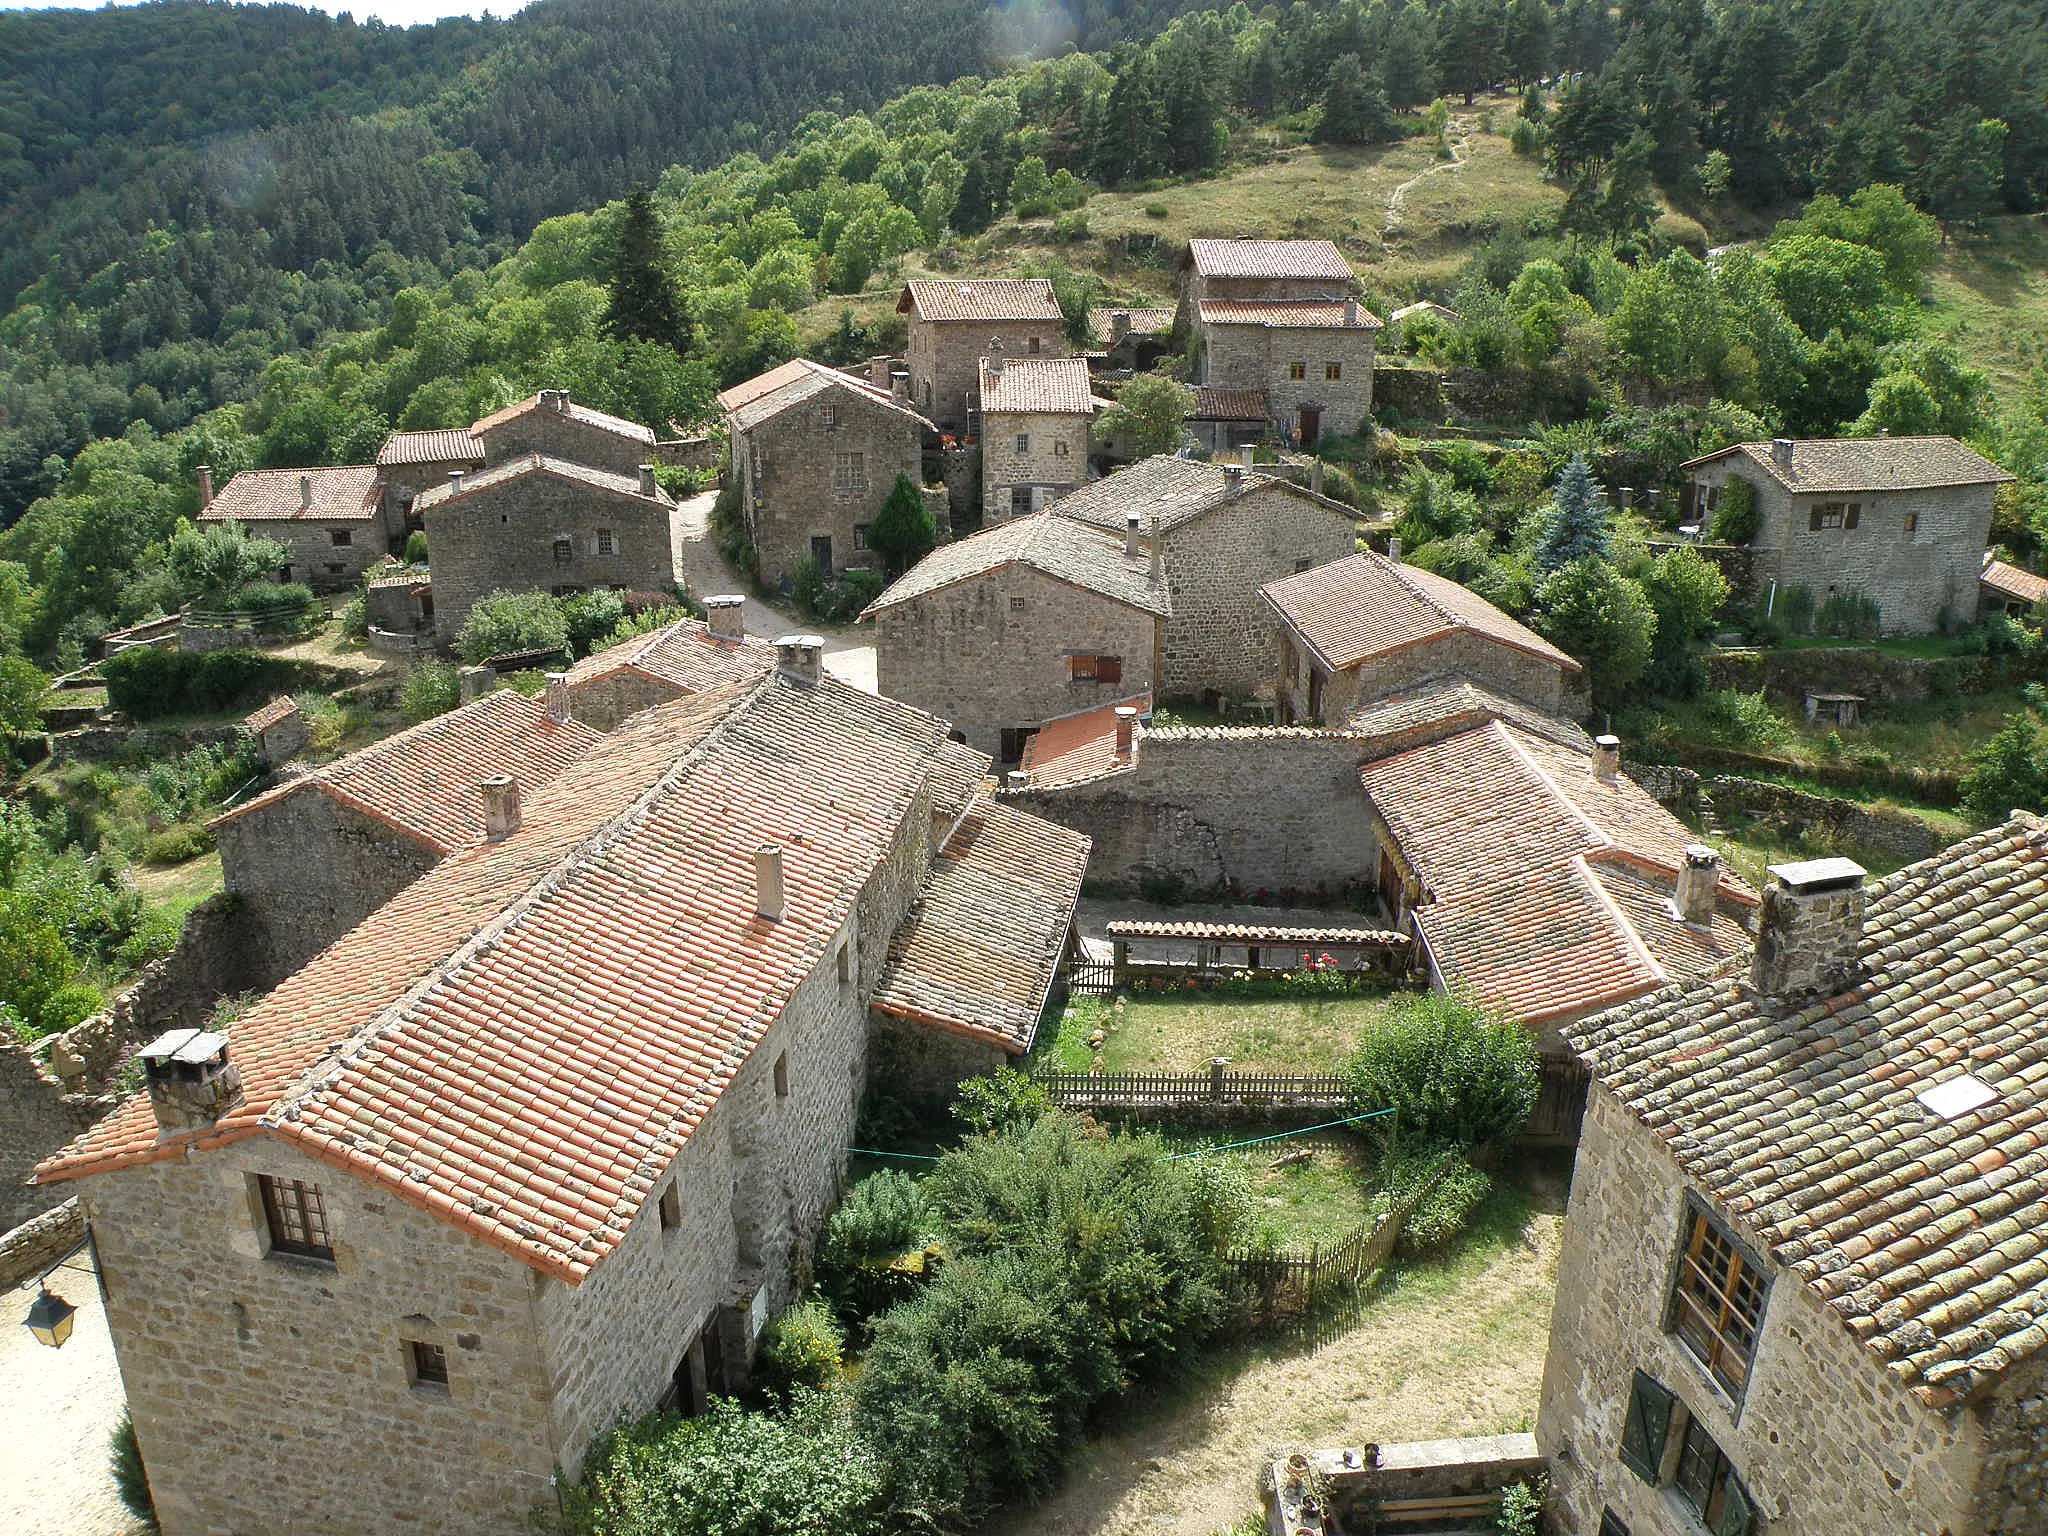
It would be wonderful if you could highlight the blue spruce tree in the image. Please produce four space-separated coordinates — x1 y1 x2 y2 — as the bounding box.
1536 454 1611 573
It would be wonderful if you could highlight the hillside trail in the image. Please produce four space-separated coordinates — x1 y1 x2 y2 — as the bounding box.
1383 111 1476 237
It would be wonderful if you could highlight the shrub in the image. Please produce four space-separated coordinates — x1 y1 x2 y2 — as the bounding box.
167 520 289 607
1706 476 1759 543
1495 1475 1546 1536
1778 583 1817 635
950 1066 1052 1137
814 1170 934 1322
226 580 317 618
401 661 462 723
457 589 570 663
103 648 310 721
561 588 627 657
1691 688 1796 751
403 530 429 564
292 691 346 754
114 905 183 971
1052 209 1090 243
1144 202 1170 219
755 1298 845 1395
142 824 212 864
1815 588 1882 640
339 591 369 638
1389 1149 1492 1257
1961 705 2048 821
111 1411 156 1528
1344 992 1539 1152
866 474 939 579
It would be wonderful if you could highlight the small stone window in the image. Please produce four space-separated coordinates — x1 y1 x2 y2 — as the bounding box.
553 537 574 564
329 528 353 547
832 452 867 496
1015 433 1031 454
1903 511 1918 534
659 1183 681 1230
836 942 852 982
1325 362 1342 381
1669 1204 1768 1395
820 403 838 430
597 528 617 556
1294 557 1313 573
1598 1512 1631 1536
1053 439 1070 458
853 524 871 552
773 1051 790 1098
406 1339 449 1391
1027 336 1042 354
1009 595 1027 612
324 563 346 575
259 1175 333 1262
1288 362 1307 381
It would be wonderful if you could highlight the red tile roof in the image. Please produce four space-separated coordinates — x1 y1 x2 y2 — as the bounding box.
1191 387 1270 421
1018 696 1149 788
1263 552 1579 675
377 429 483 468
1197 299 1381 330
719 358 931 434
1361 721 1754 1026
47 676 1016 1284
1982 558 2048 607
471 392 655 445
872 798 1090 1052
211 689 599 856
242 696 301 733
1187 238 1354 282
898 279 1063 324
200 466 381 523
981 356 1096 415
565 616 779 700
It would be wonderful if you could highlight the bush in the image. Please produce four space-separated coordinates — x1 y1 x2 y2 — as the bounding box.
1690 688 1796 751
814 1170 934 1323
339 591 369 638
225 581 317 618
755 1298 845 1395
1389 1149 1492 1257
1778 583 1817 635
111 1411 156 1528
950 1067 1052 1136
1961 704 2048 821
1052 209 1090 242
1344 992 1539 1152
403 530 429 564
142 824 212 864
456 589 569 664
1815 588 1882 640
1495 1476 1546 1536
1706 476 1759 543
401 661 462 723
1144 202 1170 219
561 589 627 657
103 648 311 721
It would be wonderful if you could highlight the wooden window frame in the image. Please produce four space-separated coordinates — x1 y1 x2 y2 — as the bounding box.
260 1175 334 1262
1014 433 1031 454
1669 1203 1770 1397
552 537 574 565
1287 361 1307 381
329 528 353 547
819 402 837 430
1325 361 1342 381
1618 1369 1674 1482
1674 1415 1757 1536
596 528 617 556
831 451 867 497
406 1338 449 1391
1903 511 1918 534
1009 594 1027 612
1598 1513 1631 1536
1068 654 1123 685
1808 501 1860 532
1053 438 1070 458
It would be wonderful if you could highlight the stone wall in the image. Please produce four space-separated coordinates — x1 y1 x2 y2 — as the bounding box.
53 724 244 764
1160 483 1359 697
383 453 479 538
561 669 688 733
734 383 925 587
1200 321 1376 440
873 563 1161 755
869 1010 1009 1103
478 405 651 477
0 1195 85 1289
0 1044 107 1232
1703 644 2029 706
908 319 1065 432
1008 728 1378 899
216 790 442 989
1628 763 1947 865
271 522 391 590
1974 1352 2048 1532
1371 365 1447 422
1538 1087 1987 1536
1280 628 1571 726
981 407 1091 521
425 470 677 645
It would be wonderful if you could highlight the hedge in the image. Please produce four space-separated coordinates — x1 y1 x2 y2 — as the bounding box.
104 648 317 721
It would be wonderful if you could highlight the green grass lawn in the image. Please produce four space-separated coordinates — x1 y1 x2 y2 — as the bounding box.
1924 213 2048 395
1036 989 1413 1075
1163 1130 1381 1249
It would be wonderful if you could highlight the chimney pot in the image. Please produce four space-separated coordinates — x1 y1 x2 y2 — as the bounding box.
1387 536 1402 565
448 469 465 495
1125 513 1142 559
480 774 521 840
544 672 570 724
1114 705 1139 757
299 473 313 510
891 369 909 406
1772 437 1795 470
1592 734 1621 780
197 465 214 509
1310 459 1325 496
774 633 825 685
1223 463 1246 493
458 664 495 703
139 1027 243 1135
755 843 786 922
705 594 746 641
1344 296 1361 326
546 389 570 414
638 463 657 497
1752 857 1868 1002
1005 769 1030 792
868 355 893 388
1672 842 1721 927
1111 310 1132 342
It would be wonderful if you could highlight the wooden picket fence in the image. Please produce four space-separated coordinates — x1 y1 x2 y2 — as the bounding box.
1035 1068 1352 1107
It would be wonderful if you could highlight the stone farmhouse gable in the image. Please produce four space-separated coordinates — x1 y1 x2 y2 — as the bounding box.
471 387 656 476
980 354 1103 523
1261 550 1579 723
898 278 1066 429
376 427 484 536
1541 820 2048 1536
1683 435 2015 635
1359 722 1756 1036
198 464 387 590
562 606 778 730
211 686 600 986
1051 455 1365 697
40 665 1090 1536
719 357 935 587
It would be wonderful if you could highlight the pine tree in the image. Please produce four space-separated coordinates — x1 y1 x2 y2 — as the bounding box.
1432 0 1507 106
868 474 938 579
1503 0 1552 86
1536 454 1611 573
1313 55 1387 147
604 188 687 353
1091 52 1168 186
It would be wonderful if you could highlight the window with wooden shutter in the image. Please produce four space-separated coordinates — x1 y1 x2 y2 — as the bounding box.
1598 1513 1632 1536
1844 502 1860 529
1069 654 1098 682
1097 655 1122 684
1670 1204 1769 1395
1674 1415 1755 1536
1618 1370 1675 1482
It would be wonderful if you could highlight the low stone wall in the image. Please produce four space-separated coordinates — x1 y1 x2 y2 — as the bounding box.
654 434 722 472
50 723 244 765
1269 1433 1545 1536
1371 366 1446 423
0 1196 86 1289
1705 645 2036 706
1627 764 1950 864
179 620 317 655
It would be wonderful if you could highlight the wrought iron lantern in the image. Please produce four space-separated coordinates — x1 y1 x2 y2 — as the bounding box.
23 1286 76 1349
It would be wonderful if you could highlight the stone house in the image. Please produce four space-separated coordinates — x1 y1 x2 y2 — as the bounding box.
471 388 657 478
898 279 1066 431
240 696 310 767
1049 455 1365 699
864 511 1168 760
1260 550 1582 724
37 655 1089 1536
1086 305 1175 373
1681 436 2015 635
1979 553 2048 618
1186 386 1271 456
719 357 936 587
561 601 778 730
413 455 679 647
1540 823 2048 1536
363 566 435 652
375 428 483 538
197 466 387 590
1176 239 1378 445
978 354 1100 523
211 685 599 988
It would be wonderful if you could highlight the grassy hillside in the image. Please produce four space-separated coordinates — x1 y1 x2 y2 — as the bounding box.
1924 216 2048 394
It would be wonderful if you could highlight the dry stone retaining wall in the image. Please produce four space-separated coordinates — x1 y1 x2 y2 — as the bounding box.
1627 763 1951 864
0 1196 85 1289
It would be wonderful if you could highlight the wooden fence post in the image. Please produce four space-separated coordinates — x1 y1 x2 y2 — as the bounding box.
1209 1057 1229 1101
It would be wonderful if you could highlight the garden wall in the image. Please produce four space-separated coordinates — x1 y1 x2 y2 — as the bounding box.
50 723 244 764
0 1196 85 1289
1704 645 2037 705
1627 764 1951 864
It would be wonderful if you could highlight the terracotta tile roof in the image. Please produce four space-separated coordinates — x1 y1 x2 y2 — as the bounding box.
48 675 1007 1284
1051 454 1361 536
470 392 655 445
1361 721 1755 1026
242 696 301 733
1191 387 1270 420
1197 299 1381 330
1682 437 2016 494
1186 238 1353 282
1566 815 2048 1406
1105 919 1406 945
211 689 600 856
376 429 483 468
719 358 931 433
1389 301 1460 325
366 567 432 590
200 466 381 523
927 737 996 821
1344 675 1591 755
411 454 668 515
872 797 1090 1052
981 356 1095 415
898 278 1063 324
1982 558 2048 607
1263 552 1579 676
1017 696 1150 788
1089 306 1176 343
565 616 779 700
864 513 1171 618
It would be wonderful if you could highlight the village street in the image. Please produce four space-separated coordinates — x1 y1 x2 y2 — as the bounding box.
2 1272 146 1536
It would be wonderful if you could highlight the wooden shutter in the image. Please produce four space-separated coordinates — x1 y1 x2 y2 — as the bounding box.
1098 655 1123 685
1598 1513 1633 1536
1718 1477 1756 1536
1619 1370 1676 1482
1844 502 1861 529
1808 507 1824 531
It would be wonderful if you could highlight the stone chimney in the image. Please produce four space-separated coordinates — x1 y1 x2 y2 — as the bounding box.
891 370 909 407
1772 437 1795 471
543 388 571 414
705 594 746 641
986 338 1005 376
480 775 521 840
299 473 313 511
1005 769 1030 792
458 664 495 703
139 1028 243 1136
1114 705 1139 758
1125 513 1143 559
1671 843 1722 927
754 843 786 921
1344 296 1361 326
1591 734 1621 780
775 633 825 685
637 463 657 497
1223 463 1247 495
544 672 570 724
1111 310 1132 342
197 465 214 509
1752 857 1867 1002
930 803 952 855
449 469 465 496
868 355 893 389
1310 459 1325 496
1388 536 1402 565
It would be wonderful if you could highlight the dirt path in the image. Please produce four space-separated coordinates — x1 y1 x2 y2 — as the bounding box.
1383 113 1475 236
985 1182 1562 1536
668 490 877 691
